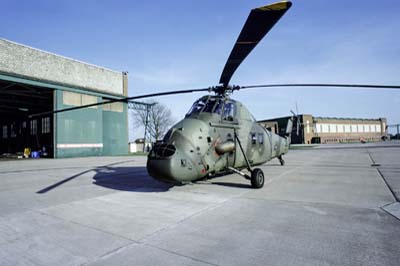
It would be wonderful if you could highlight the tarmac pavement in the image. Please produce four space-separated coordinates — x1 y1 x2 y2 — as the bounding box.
0 142 399 266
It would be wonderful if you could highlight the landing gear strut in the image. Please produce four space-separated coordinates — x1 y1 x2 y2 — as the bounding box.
228 132 265 189
278 155 285 166
227 166 265 189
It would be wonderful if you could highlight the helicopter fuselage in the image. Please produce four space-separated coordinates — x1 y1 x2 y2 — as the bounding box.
147 95 290 184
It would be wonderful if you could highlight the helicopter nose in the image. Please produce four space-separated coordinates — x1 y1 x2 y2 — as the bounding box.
147 143 200 184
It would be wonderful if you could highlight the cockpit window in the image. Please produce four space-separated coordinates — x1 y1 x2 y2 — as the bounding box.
186 99 206 116
186 97 223 116
163 129 173 141
222 102 235 121
202 98 216 113
213 100 223 114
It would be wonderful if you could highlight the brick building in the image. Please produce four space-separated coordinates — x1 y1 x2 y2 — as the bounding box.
258 115 387 144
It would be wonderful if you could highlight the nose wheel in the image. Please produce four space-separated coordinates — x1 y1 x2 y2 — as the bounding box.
250 168 264 188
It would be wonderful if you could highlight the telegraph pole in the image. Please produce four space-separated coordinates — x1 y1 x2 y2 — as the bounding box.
143 104 151 152
127 101 156 152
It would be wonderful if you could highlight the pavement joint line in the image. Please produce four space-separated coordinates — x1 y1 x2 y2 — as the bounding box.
0 206 32 219
265 161 307 181
0 159 137 175
366 148 381 167
79 242 139 266
143 243 219 266
376 168 399 202
136 165 303 247
293 164 379 170
32 207 138 243
240 197 387 211
146 165 303 236
380 205 400 222
97 242 136 259
0 166 93 175
137 190 250 243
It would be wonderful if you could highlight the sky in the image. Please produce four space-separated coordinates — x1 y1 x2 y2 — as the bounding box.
2 0 400 139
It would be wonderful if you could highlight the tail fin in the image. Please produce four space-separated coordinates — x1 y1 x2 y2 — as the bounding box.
285 116 294 143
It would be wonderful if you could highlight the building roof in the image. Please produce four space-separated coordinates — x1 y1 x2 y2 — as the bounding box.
0 38 125 96
313 116 384 121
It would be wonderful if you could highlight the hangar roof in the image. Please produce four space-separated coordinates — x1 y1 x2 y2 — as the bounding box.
0 39 125 96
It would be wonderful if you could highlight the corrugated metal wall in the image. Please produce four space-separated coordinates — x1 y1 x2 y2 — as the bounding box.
55 90 128 158
102 102 128 155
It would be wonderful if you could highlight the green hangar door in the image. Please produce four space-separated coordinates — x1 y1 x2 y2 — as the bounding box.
0 80 54 158
0 38 128 158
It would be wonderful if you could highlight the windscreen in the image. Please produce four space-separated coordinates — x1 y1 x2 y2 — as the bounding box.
186 97 223 116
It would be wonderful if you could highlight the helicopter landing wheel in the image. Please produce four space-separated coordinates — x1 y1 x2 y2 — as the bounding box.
251 168 264 189
279 158 285 166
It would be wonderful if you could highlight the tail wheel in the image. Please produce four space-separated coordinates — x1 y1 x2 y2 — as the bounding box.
251 168 264 188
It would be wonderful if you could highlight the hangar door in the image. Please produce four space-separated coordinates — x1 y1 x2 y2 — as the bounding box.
0 79 54 158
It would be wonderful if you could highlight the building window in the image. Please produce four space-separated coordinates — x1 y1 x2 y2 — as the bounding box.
41 117 51 134
315 123 320 133
329 124 337 133
63 91 98 108
30 120 37 135
63 91 81 106
82 94 98 108
321 124 329 133
2 125 7 139
103 102 123 113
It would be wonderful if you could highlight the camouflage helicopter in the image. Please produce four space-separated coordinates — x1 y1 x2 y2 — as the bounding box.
32 1 400 188
147 1 294 188
147 93 293 188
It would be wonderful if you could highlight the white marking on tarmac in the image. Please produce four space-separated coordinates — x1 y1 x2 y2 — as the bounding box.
303 206 327 215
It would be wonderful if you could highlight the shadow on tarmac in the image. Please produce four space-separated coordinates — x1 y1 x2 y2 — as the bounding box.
93 166 173 192
37 163 172 194
210 181 251 189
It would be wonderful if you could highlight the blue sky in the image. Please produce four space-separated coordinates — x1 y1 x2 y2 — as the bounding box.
2 0 400 138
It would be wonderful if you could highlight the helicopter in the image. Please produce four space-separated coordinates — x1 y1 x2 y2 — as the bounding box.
147 94 293 188
147 1 294 188
31 0 400 188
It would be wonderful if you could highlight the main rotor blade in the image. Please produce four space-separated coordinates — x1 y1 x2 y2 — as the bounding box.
240 83 400 90
28 87 210 118
219 1 292 87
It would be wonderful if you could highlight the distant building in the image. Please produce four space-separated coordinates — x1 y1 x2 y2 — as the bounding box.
129 138 152 153
259 115 387 144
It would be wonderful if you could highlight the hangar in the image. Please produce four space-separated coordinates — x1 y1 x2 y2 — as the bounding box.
0 39 128 158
